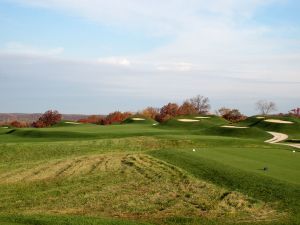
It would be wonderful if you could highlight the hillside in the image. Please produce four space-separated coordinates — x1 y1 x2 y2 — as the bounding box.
0 117 299 225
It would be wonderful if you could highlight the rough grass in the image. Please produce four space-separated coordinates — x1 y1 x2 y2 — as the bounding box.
0 153 280 223
0 215 152 225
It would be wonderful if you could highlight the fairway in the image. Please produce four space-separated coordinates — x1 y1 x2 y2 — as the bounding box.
0 117 299 225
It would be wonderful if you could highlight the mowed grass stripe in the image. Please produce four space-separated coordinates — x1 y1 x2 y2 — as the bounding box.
149 149 300 214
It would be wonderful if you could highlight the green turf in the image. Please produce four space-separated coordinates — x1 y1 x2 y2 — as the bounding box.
239 116 300 139
160 115 228 130
0 115 299 225
122 116 157 125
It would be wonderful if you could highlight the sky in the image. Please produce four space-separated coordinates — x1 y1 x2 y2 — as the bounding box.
0 0 299 115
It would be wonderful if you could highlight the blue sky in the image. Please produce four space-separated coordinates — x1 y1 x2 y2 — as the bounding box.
0 0 299 115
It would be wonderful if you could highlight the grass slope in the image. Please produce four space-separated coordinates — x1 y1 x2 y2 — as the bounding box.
149 149 300 224
122 116 157 125
0 118 299 225
239 116 300 139
201 126 271 140
160 115 227 130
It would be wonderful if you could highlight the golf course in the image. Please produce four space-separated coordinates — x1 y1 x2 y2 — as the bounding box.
0 115 299 225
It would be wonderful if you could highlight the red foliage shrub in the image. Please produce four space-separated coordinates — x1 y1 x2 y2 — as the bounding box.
219 108 246 123
101 111 132 125
78 115 104 124
10 121 29 128
32 110 62 127
32 120 47 128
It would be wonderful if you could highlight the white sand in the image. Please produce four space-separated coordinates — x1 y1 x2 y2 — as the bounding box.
195 116 211 119
152 123 158 126
177 119 199 122
65 121 81 125
131 118 145 121
264 119 293 124
221 125 249 129
256 116 265 119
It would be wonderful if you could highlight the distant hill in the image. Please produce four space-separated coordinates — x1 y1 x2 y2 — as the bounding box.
0 113 91 122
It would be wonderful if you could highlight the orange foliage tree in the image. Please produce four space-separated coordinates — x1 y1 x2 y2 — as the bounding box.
141 107 160 119
177 101 197 115
156 103 179 122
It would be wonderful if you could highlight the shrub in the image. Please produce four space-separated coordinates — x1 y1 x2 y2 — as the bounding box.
78 115 104 124
141 107 159 119
218 107 246 123
10 121 29 128
32 110 62 127
101 111 132 125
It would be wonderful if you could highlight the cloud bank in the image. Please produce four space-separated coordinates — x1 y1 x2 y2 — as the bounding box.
1 0 299 114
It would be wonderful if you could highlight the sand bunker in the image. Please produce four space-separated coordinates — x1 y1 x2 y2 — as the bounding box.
221 125 249 129
152 123 158 126
195 116 211 119
1 127 8 129
65 122 81 125
177 119 199 122
256 116 265 119
131 118 145 121
264 119 293 124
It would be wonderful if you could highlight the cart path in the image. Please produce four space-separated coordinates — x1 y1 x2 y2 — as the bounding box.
265 131 300 149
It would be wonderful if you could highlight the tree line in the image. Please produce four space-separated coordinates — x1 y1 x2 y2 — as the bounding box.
2 96 299 128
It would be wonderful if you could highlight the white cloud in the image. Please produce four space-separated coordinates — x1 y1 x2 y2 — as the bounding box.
156 62 194 72
97 57 131 66
1 0 299 114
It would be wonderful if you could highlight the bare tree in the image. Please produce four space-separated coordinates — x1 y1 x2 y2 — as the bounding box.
255 100 277 115
189 95 211 114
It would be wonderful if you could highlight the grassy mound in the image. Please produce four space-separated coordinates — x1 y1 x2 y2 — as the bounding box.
122 116 157 125
6 129 97 140
161 115 228 130
202 126 271 140
0 153 279 222
52 120 85 127
239 116 300 139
